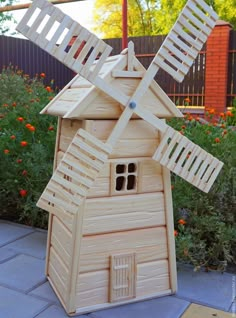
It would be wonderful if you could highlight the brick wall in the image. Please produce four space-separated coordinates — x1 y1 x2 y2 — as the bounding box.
205 21 232 113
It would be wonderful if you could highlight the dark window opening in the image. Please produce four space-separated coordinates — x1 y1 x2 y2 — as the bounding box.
116 176 125 191
127 175 136 190
116 164 125 174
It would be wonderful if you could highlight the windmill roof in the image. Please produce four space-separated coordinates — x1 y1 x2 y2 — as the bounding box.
41 51 183 119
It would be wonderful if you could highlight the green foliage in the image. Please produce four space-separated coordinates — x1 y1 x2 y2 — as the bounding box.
0 0 16 35
93 0 159 38
93 0 236 38
169 110 236 271
0 66 57 228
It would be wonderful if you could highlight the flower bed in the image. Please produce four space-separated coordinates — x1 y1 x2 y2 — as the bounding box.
169 107 236 272
0 66 57 228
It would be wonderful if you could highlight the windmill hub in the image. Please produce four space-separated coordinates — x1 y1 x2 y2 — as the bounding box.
129 101 137 109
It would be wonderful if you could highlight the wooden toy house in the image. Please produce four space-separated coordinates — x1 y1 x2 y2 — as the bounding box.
38 50 183 315
16 0 223 315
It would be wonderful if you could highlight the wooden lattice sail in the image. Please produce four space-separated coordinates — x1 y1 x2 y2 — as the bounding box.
37 129 112 213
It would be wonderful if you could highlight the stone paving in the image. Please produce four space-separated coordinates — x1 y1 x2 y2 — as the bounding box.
0 220 235 318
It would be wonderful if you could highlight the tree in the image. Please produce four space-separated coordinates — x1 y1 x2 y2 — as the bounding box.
93 0 236 39
93 0 159 38
0 0 15 35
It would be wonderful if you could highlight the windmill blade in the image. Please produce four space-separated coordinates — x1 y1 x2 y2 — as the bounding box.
37 128 112 213
129 0 218 104
152 126 223 193
16 0 113 80
154 0 218 83
37 106 134 213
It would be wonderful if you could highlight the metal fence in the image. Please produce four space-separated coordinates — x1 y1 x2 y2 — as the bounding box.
1 31 236 107
0 35 74 88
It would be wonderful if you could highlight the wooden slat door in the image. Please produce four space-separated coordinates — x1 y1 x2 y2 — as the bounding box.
110 253 136 303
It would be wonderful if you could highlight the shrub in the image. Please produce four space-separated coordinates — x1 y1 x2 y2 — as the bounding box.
0 66 57 228
169 109 236 272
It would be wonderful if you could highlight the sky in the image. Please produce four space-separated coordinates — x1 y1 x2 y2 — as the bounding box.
4 0 96 37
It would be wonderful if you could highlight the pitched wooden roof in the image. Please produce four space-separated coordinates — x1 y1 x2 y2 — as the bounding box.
41 51 183 119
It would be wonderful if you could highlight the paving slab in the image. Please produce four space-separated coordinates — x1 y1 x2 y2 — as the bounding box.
181 303 233 317
0 221 34 247
6 231 47 259
0 285 49 318
88 296 190 318
176 265 233 311
29 281 61 305
36 305 89 318
0 247 18 263
0 254 46 292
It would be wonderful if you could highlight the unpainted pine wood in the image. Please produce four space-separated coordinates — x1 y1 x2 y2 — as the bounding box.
50 216 73 268
83 193 166 235
110 253 136 302
48 246 69 303
127 41 134 71
84 119 159 141
66 203 86 313
132 58 183 118
75 259 170 309
87 177 110 198
162 165 177 293
74 290 172 315
112 70 144 78
79 227 168 272
138 159 163 193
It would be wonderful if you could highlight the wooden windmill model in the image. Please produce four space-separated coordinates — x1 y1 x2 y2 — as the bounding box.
17 0 223 315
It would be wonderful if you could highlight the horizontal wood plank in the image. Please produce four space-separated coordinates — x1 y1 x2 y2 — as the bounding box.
80 227 167 272
75 259 170 308
51 216 73 268
83 193 166 235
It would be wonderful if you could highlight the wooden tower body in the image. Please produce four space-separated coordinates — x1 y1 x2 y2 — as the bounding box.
16 0 223 315
40 52 183 315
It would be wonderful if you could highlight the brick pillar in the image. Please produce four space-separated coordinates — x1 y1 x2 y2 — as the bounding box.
205 20 232 113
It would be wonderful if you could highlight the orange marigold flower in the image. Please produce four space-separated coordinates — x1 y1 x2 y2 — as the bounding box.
20 141 28 147
48 96 53 101
40 72 46 78
221 124 226 128
30 99 35 103
185 97 191 103
4 149 10 154
3 103 8 107
196 117 200 122
10 135 16 140
214 137 220 143
219 112 225 118
17 159 22 163
181 125 186 130
25 123 31 128
12 102 17 107
45 86 52 93
178 219 186 225
174 230 178 237
29 125 36 132
188 115 193 121
17 117 24 122
222 130 227 135
48 126 54 131
213 122 217 127
226 110 233 117
19 189 27 197
209 109 215 114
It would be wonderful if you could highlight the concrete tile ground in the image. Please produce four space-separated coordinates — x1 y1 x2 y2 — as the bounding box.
0 220 235 318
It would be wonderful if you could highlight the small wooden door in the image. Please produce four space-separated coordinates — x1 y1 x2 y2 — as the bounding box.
109 253 136 303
